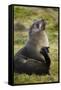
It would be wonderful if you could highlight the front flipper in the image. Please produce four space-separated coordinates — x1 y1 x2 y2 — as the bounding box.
40 47 51 71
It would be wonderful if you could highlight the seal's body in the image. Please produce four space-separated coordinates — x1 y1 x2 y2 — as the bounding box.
14 19 51 75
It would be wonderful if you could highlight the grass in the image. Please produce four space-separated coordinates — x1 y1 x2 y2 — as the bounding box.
14 6 59 84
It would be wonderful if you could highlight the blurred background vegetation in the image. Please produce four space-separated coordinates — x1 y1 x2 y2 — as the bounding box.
14 6 59 84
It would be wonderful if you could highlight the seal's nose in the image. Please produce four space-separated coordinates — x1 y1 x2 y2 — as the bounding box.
41 19 46 24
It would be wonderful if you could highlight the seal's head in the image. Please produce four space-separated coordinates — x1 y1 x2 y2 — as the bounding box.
29 19 46 37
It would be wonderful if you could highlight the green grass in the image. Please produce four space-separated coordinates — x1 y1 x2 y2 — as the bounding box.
14 6 59 84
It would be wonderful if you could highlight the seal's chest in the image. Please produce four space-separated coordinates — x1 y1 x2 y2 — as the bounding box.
36 31 49 51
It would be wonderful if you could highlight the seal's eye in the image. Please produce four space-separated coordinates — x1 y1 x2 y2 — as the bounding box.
36 23 39 28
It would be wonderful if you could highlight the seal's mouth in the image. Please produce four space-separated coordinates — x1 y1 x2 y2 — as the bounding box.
39 19 46 30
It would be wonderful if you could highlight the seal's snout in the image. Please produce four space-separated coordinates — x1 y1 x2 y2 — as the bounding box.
38 19 46 30
40 19 46 25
